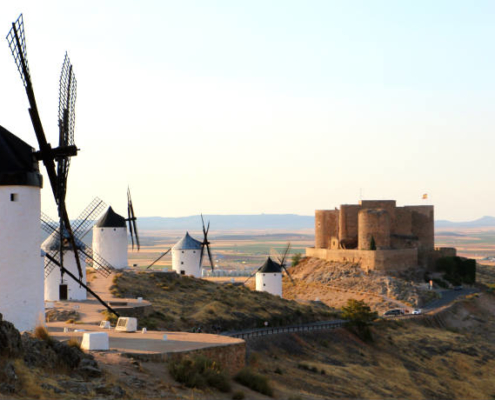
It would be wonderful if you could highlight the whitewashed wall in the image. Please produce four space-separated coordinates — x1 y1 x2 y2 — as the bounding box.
256 272 282 297
172 249 202 278
0 186 44 331
93 227 128 269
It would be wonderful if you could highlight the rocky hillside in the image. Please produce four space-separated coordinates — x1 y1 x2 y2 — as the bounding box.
283 257 438 312
244 292 495 399
0 313 121 399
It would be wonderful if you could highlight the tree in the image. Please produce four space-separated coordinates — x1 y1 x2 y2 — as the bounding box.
341 299 378 341
291 253 302 267
369 236 376 250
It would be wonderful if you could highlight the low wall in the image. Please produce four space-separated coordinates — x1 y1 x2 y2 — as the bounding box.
306 247 418 271
121 342 246 376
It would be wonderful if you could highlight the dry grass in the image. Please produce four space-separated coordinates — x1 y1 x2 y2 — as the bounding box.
33 324 54 345
111 271 337 333
243 292 495 400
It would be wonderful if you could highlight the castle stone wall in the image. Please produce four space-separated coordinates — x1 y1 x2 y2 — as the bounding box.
306 247 418 271
393 207 413 236
315 210 339 249
339 205 361 244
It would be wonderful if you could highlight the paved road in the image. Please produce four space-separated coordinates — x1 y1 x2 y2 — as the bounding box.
422 287 478 312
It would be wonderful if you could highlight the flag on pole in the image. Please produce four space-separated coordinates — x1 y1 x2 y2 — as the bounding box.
422 194 428 200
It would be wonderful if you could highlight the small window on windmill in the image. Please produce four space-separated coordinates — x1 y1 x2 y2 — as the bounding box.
10 193 18 202
182 251 184 254
181 261 184 265
101 229 104 232
263 283 266 286
113 228 116 231
193 251 196 253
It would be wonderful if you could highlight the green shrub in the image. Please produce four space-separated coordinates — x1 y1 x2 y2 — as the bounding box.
341 299 378 342
234 368 273 397
168 355 231 392
291 253 302 267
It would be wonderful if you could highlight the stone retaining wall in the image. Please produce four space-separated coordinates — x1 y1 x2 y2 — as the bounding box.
121 341 246 376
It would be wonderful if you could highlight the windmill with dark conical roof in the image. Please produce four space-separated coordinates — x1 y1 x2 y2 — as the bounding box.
92 188 140 269
7 14 120 319
245 243 294 297
0 125 44 331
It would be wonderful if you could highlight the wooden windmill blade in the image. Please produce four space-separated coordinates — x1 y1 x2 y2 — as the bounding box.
147 248 172 270
41 212 60 235
78 244 113 277
200 214 215 271
44 249 60 278
127 187 140 251
7 14 83 280
244 266 262 284
279 242 295 284
71 197 107 239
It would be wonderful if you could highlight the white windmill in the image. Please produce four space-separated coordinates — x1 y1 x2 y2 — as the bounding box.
169 215 215 278
0 125 44 331
42 230 87 301
246 243 294 297
6 13 123 321
92 189 140 269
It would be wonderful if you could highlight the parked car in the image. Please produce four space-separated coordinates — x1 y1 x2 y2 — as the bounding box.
453 285 463 291
384 309 404 316
412 309 422 315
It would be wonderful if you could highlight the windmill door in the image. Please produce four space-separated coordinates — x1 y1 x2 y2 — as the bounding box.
59 284 68 300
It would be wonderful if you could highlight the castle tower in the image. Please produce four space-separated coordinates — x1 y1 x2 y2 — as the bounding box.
0 125 44 331
172 232 202 277
255 257 283 297
358 208 391 250
315 210 339 249
43 231 87 301
92 207 128 269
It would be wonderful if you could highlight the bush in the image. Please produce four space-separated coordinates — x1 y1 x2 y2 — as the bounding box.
168 355 231 392
436 256 476 285
291 253 302 267
341 299 378 342
234 368 273 397
33 325 54 345
232 391 245 400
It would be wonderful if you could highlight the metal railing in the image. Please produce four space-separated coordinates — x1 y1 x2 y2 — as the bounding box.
222 319 347 339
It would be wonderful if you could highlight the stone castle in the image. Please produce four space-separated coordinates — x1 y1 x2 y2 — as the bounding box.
306 200 454 271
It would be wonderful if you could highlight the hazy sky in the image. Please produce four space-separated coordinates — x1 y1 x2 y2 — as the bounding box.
0 1 493 221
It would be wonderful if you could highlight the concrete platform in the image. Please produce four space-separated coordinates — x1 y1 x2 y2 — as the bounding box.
48 322 243 355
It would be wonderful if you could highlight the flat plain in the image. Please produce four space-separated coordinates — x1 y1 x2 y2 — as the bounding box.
129 226 495 271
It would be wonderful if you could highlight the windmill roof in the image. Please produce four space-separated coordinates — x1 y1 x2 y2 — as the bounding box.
41 229 84 251
96 207 126 228
173 232 202 250
257 257 282 273
0 125 42 187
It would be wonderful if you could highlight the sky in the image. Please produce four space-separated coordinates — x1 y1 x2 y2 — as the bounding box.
0 1 494 221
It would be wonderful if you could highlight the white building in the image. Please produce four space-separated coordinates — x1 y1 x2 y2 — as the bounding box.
92 206 128 269
0 125 44 331
256 257 283 297
42 231 87 301
172 232 202 278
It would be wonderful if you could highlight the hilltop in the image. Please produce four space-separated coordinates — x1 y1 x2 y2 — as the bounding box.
110 271 337 332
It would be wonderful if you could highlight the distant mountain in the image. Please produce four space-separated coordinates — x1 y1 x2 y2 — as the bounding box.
435 216 495 228
138 214 315 231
